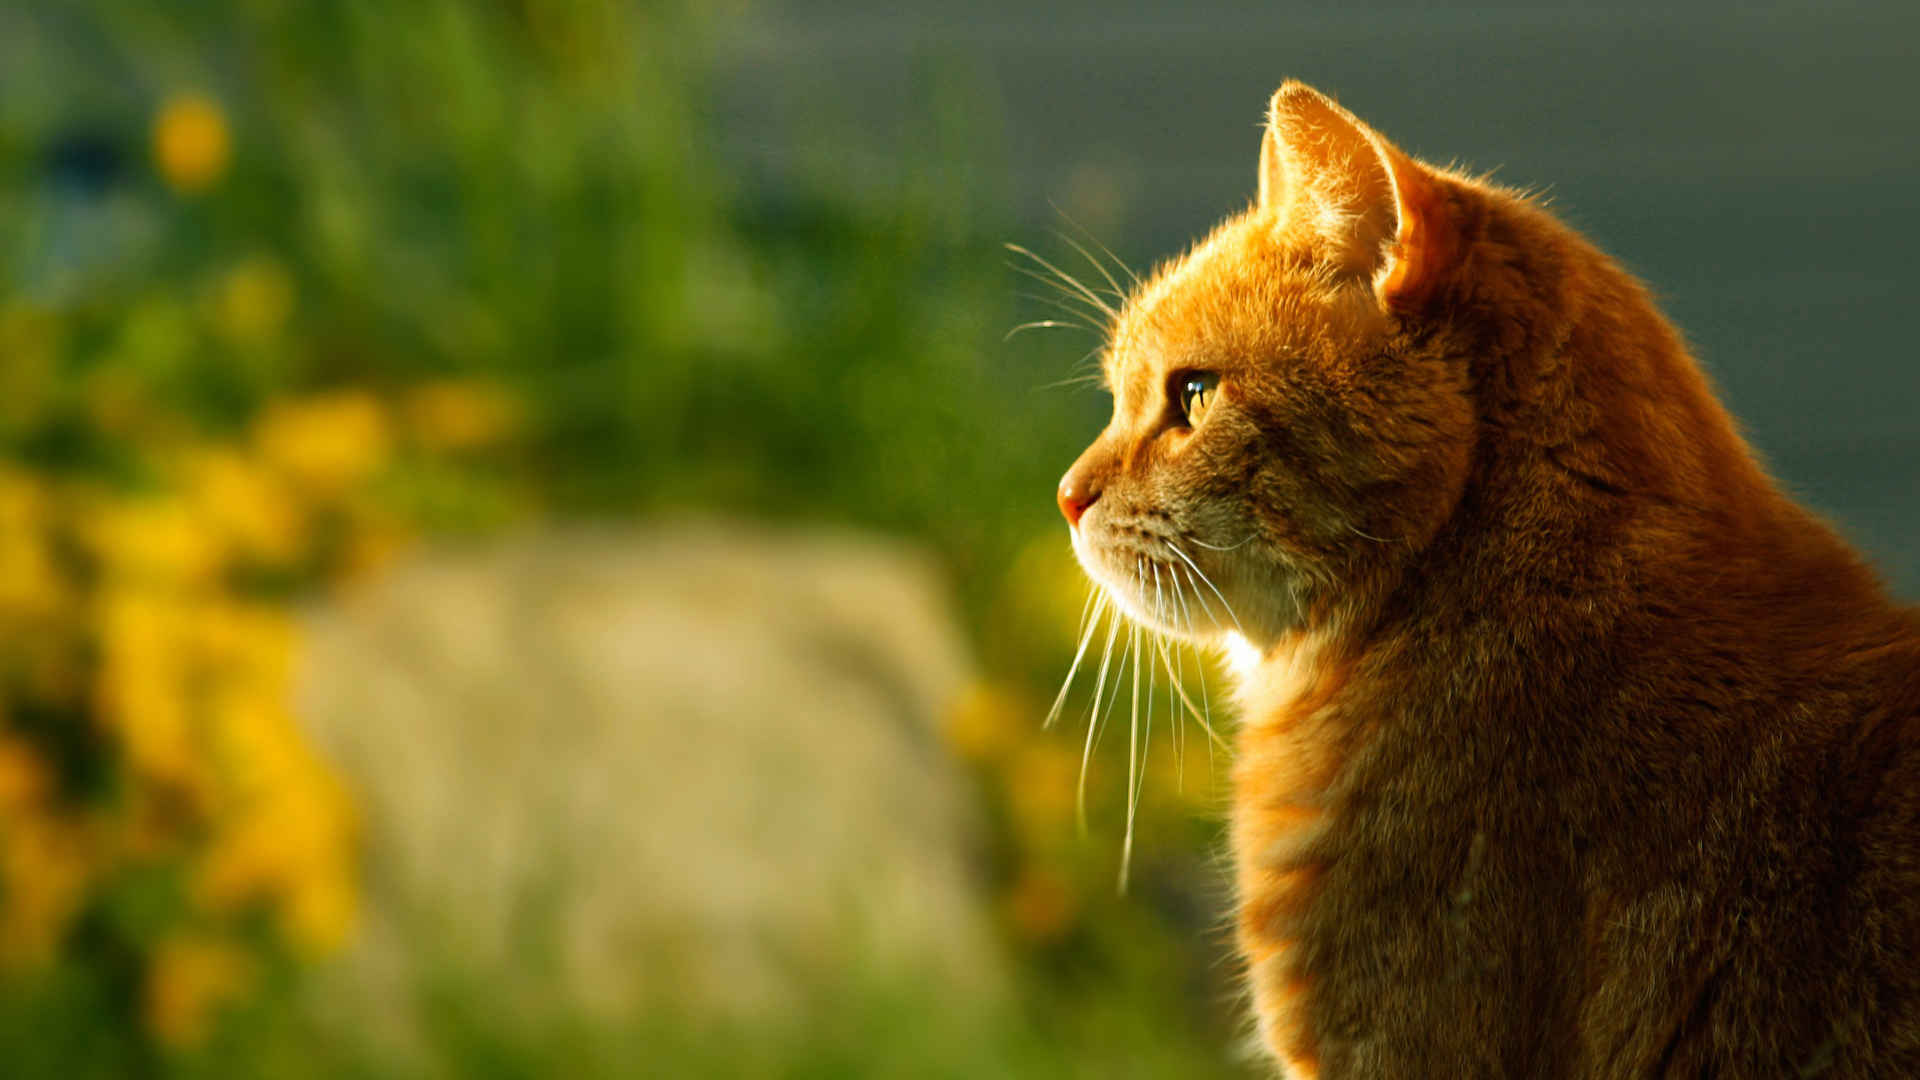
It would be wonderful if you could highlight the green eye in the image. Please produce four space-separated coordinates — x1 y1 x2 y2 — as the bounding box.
1177 372 1220 427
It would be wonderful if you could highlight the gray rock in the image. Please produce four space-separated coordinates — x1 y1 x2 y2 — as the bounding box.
295 520 1004 1057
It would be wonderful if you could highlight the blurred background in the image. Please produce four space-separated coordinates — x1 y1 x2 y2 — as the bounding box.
0 1 1913 1077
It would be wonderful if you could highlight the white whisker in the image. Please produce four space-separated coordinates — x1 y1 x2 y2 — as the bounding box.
1045 588 1105 729
1058 552 1234 884
1144 561 1160 826
1167 541 1244 634
1151 561 1165 629
1012 280 1113 327
1170 568 1227 754
1174 567 1221 778
1177 558 1222 626
1190 532 1257 552
1050 228 1129 304
1004 319 1095 342
1168 572 1191 779
1121 616 1142 893
1034 371 1108 393
1006 242 1120 321
1345 522 1403 544
1153 632 1229 753
1077 593 1127 836
1046 200 1144 287
1152 562 1183 777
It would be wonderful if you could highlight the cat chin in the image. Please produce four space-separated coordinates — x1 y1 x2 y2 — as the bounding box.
1071 534 1208 641
1071 527 1309 647
1102 586 1212 642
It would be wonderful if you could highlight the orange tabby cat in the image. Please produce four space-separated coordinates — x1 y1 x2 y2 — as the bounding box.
1055 82 1920 1077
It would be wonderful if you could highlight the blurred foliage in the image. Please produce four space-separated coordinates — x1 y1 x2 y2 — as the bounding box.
0 0 1247 1075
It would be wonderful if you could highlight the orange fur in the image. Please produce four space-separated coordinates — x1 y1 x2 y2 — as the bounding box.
1057 81 1920 1076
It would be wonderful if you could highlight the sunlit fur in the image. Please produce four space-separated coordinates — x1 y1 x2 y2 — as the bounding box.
1054 81 1920 1077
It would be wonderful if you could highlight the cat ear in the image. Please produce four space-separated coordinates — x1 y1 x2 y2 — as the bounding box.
1257 125 1287 212
1367 133 1459 313
1262 82 1457 313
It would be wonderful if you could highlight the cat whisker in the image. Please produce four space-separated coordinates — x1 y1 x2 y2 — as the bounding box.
1006 243 1120 322
1152 561 1214 774
1034 371 1108 393
1115 558 1155 894
1148 561 1163 812
1009 266 1114 323
1078 590 1128 837
1190 532 1258 552
1167 541 1245 635
1146 563 1160 733
1155 624 1228 754
1043 348 1108 384
1045 588 1106 729
1049 227 1131 305
1122 615 1143 894
1173 559 1222 627
1168 568 1227 756
1152 562 1184 779
1013 283 1113 329
1004 319 1095 343
1153 635 1223 751
1345 523 1404 545
1071 559 1225 888
1144 557 1159 626
1172 574 1221 779
1047 201 1144 288
1010 240 1124 312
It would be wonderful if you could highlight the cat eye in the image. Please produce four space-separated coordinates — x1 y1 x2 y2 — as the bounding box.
1175 372 1220 428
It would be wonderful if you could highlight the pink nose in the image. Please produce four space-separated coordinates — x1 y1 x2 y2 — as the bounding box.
1057 478 1099 527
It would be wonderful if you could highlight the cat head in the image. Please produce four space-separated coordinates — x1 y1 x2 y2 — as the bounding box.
1058 82 1484 651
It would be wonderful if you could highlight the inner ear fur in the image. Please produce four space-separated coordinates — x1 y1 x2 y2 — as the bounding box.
1259 81 1457 314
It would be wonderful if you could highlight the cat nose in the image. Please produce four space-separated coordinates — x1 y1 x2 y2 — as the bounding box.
1058 473 1101 528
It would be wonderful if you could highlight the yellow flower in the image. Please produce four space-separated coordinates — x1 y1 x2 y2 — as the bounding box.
943 681 1032 763
0 811 95 971
0 471 64 620
194 782 359 953
152 94 230 195
403 378 521 452
196 685 359 953
255 392 391 497
187 450 306 566
0 737 48 812
145 935 254 1046
1006 741 1081 844
0 532 65 622
194 599 294 691
211 256 295 346
283 859 358 956
204 686 303 798
339 517 410 580
94 590 206 797
0 468 44 526
84 497 223 587
123 785 192 862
